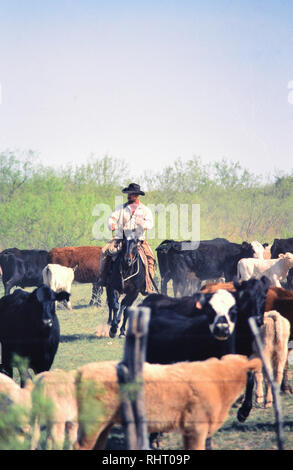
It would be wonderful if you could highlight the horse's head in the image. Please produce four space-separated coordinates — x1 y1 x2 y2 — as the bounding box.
121 237 139 269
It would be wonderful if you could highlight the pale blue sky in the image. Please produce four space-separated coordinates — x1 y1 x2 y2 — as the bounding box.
0 0 293 178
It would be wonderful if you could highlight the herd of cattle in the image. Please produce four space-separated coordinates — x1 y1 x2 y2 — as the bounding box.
156 237 293 295
0 236 293 449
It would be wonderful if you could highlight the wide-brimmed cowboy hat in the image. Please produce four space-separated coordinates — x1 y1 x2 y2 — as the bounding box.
122 183 145 196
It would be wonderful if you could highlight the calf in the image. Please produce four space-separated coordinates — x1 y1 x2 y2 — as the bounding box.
265 287 293 393
237 253 293 287
254 310 290 407
0 372 32 444
42 264 77 310
271 237 293 290
0 372 32 409
32 369 78 450
74 355 261 450
0 286 70 386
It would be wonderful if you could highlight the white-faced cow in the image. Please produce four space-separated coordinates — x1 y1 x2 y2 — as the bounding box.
143 276 271 427
42 264 77 310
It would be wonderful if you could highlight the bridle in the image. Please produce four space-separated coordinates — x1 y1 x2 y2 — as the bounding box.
122 256 140 283
120 239 141 288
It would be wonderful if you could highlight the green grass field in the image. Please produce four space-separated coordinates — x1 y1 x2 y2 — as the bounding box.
2 282 293 450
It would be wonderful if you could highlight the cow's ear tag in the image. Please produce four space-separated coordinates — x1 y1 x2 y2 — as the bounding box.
195 301 202 309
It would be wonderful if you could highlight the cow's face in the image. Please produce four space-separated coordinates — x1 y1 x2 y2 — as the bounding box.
251 241 265 259
204 290 237 340
241 241 255 258
34 286 70 333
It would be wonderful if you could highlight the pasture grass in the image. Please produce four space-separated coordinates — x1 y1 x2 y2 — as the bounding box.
1 281 293 450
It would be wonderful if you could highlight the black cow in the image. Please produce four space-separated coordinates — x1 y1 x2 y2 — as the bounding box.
156 238 255 296
142 292 208 317
143 276 270 423
156 238 230 296
144 289 238 364
271 238 293 290
0 248 49 295
0 285 70 386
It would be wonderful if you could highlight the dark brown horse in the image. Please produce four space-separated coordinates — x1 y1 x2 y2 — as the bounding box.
107 237 148 338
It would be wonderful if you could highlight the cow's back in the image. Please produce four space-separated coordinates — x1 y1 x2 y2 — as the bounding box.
169 240 230 281
49 246 102 283
0 249 49 287
22 250 49 274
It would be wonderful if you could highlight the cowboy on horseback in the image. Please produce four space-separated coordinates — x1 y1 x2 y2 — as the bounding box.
99 183 156 294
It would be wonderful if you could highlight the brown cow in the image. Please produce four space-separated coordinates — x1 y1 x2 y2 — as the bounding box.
0 372 32 443
74 355 261 450
31 369 78 450
48 246 103 306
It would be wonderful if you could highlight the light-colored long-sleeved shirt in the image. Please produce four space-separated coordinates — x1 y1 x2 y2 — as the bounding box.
108 202 154 240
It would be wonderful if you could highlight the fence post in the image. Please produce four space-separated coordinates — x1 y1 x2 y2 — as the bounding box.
248 317 284 450
117 306 151 450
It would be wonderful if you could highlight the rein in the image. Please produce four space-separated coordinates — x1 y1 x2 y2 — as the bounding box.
121 254 140 286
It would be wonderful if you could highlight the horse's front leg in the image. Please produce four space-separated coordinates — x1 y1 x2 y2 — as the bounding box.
109 289 120 338
106 286 113 325
118 291 139 337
